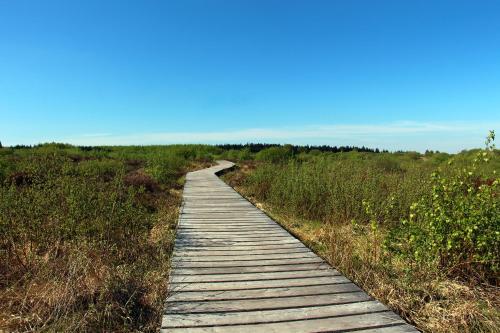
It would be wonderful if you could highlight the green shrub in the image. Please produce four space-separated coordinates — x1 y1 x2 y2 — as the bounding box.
387 131 499 279
238 148 253 161
221 149 241 161
146 152 186 185
255 145 294 163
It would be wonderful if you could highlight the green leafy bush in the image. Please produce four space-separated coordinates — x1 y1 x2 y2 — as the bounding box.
146 152 186 185
388 131 499 279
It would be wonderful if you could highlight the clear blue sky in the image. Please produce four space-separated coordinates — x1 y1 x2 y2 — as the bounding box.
1 0 499 151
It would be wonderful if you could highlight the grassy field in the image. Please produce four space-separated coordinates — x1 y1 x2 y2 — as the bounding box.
222 134 499 333
0 138 498 332
0 144 218 332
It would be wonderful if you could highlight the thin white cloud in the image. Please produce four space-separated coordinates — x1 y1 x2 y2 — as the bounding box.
80 133 113 137
60 121 498 152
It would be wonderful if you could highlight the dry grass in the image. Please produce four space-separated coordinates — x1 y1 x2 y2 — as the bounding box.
0 191 181 332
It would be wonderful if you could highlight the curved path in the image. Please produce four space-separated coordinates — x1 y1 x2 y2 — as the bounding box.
161 161 417 333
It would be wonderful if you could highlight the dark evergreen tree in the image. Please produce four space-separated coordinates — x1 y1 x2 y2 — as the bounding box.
215 143 384 154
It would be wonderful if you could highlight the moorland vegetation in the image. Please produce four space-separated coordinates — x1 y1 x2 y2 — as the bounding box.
0 135 498 332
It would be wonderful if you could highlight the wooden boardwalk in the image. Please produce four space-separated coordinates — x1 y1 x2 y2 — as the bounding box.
161 161 418 333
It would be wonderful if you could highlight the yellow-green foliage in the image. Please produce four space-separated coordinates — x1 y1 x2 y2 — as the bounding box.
388 132 499 278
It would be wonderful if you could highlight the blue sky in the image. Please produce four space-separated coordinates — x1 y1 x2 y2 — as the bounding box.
1 0 499 151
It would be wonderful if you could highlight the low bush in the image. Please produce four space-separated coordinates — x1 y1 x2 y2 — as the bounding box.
388 131 499 280
255 145 294 163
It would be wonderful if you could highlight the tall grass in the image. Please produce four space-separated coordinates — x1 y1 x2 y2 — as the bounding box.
244 152 433 225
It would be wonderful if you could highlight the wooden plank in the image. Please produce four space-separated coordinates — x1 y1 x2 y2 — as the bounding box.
177 234 289 239
178 227 283 231
169 276 351 291
177 230 289 236
171 263 333 276
171 252 318 262
174 243 308 252
179 222 274 226
171 257 325 268
173 240 303 247
166 292 371 313
170 269 340 283
163 301 385 327
173 248 311 256
176 235 292 241
167 283 362 302
161 312 410 332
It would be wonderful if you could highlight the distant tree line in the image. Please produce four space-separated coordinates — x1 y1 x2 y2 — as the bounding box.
9 144 32 149
77 146 112 152
216 143 388 154
5 142 387 154
5 144 111 152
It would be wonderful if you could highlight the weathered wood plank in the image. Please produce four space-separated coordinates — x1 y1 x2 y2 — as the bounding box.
169 276 351 291
173 239 303 247
163 301 385 327
161 312 408 332
171 252 318 262
166 283 362 302
171 263 333 276
166 292 373 314
171 257 326 268
173 247 311 256
177 230 289 236
170 269 340 283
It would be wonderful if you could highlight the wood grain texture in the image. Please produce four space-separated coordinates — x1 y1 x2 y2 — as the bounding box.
161 161 418 332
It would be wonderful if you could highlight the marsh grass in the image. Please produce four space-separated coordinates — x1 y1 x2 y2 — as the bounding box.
222 141 499 333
